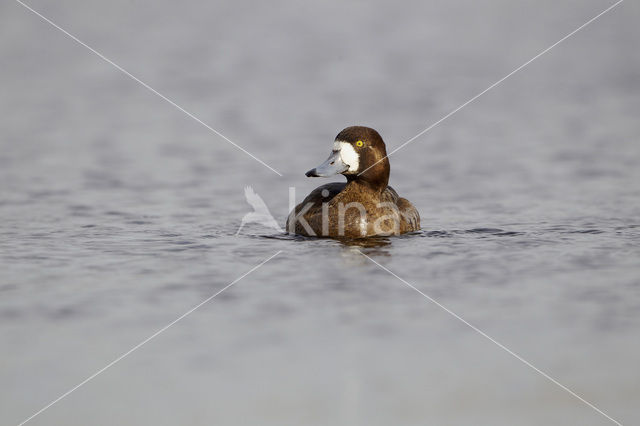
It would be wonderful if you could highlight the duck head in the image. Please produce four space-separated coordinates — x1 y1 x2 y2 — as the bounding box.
305 126 390 190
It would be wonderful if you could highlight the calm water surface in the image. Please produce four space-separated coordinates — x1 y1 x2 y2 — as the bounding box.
1 0 639 425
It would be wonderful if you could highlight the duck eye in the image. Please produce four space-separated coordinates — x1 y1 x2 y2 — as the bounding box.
356 140 364 147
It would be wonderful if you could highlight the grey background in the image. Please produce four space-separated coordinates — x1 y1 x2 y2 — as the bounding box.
1 0 639 425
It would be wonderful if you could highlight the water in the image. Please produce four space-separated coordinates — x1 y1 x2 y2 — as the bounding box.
1 0 639 425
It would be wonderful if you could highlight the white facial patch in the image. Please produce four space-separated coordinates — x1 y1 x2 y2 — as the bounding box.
333 141 360 174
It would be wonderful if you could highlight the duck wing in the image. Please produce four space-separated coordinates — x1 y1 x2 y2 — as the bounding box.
382 186 399 204
385 186 420 232
397 197 420 232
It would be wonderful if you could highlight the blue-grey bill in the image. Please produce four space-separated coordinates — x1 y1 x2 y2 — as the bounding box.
306 150 349 177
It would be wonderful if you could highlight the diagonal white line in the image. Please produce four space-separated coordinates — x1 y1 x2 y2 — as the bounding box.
14 0 283 176
358 251 623 426
358 0 624 177
16 250 283 426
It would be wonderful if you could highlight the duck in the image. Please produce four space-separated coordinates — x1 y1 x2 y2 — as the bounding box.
286 126 420 238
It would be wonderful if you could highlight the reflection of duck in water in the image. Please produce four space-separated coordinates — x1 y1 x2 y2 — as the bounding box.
236 186 282 235
287 126 420 238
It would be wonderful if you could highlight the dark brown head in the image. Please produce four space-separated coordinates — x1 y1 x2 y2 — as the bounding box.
305 126 390 191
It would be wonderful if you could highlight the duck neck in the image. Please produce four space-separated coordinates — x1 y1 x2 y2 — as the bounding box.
346 175 388 194
345 157 390 193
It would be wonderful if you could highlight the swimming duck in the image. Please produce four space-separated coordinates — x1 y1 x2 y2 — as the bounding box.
286 126 420 238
